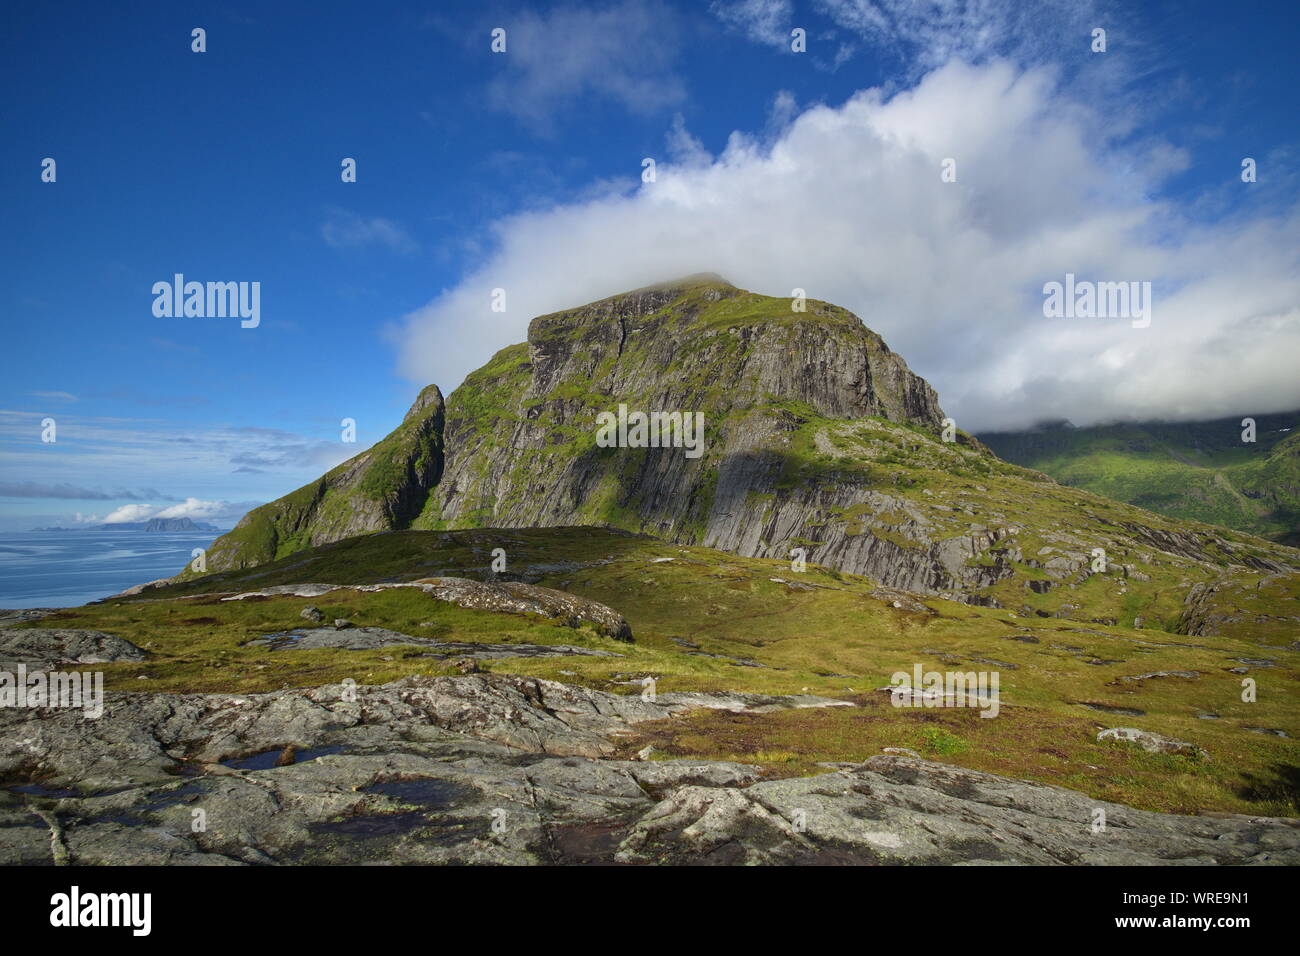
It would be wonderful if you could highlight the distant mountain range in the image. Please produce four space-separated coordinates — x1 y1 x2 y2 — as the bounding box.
979 413 1300 547
34 517 219 533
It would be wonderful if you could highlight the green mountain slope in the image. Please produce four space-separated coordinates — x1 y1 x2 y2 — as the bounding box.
979 415 1300 546
192 276 1300 628
204 384 444 568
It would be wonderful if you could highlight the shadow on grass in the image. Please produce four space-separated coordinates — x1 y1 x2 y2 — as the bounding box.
1237 762 1300 812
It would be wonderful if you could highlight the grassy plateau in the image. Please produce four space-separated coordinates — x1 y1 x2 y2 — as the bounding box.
18 525 1298 819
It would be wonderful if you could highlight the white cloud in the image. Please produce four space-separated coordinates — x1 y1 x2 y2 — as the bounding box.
100 499 256 525
486 0 685 131
322 210 417 253
713 0 1140 83
390 61 1300 431
710 0 794 50
812 0 1106 74
665 113 711 166
153 498 245 521
101 504 157 524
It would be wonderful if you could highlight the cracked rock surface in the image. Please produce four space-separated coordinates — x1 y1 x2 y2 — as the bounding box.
246 626 622 661
0 628 148 669
1 674 1295 866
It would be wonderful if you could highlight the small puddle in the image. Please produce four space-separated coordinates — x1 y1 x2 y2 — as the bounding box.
137 781 206 812
313 811 429 838
220 745 344 771
361 777 477 808
547 821 631 864
6 782 80 799
1075 701 1145 716
249 631 307 650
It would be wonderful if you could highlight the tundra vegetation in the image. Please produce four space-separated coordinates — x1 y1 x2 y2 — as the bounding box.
22 520 1299 817
6 279 1297 853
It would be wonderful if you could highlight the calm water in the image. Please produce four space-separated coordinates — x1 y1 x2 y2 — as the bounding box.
0 529 221 609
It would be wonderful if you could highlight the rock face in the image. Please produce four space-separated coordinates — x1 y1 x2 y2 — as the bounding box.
0 674 846 793
192 276 1300 610
413 578 633 641
1176 574 1300 644
423 274 945 539
2 674 1295 866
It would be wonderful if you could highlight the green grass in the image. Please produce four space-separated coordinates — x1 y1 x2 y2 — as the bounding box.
24 585 627 695
91 278 1300 818
30 525 1300 818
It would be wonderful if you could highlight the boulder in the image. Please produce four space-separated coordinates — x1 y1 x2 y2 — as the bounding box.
0 628 147 670
1097 727 1203 757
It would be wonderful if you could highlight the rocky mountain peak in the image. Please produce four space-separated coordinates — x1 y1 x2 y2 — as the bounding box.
404 383 445 423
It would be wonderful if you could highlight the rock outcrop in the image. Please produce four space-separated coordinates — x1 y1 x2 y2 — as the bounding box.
220 578 633 641
0 628 147 669
1097 727 1203 757
2 674 1294 866
246 626 622 661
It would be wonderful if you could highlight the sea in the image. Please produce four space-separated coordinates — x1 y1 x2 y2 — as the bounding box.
0 529 222 609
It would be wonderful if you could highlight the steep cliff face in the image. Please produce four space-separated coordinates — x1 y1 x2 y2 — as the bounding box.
196 277 1299 614
418 275 945 539
200 385 445 572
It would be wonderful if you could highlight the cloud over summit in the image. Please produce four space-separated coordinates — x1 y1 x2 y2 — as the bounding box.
392 59 1300 431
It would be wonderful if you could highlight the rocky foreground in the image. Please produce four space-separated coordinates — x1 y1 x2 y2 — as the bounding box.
3 671 1296 866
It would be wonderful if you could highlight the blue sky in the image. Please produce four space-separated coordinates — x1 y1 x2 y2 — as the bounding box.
2 0 1298 530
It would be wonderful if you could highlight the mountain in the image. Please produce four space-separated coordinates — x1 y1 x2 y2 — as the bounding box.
192 275 1298 623
979 414 1300 547
139 517 219 532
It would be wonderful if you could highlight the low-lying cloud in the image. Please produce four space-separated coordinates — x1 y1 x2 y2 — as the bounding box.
391 59 1300 431
0 481 172 501
96 498 259 526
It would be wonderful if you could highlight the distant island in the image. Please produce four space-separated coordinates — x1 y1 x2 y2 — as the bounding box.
33 517 219 532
